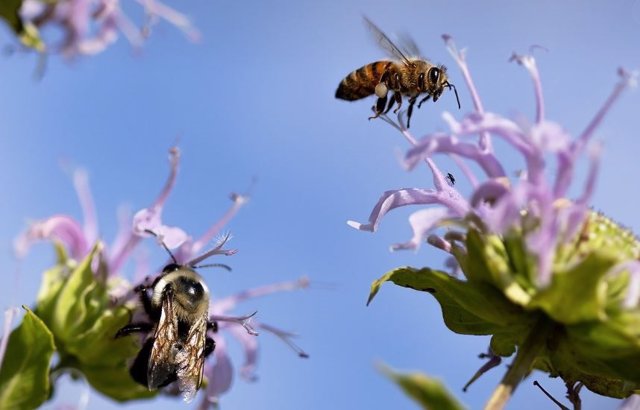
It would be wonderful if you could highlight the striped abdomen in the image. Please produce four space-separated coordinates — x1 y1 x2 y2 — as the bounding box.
335 61 393 101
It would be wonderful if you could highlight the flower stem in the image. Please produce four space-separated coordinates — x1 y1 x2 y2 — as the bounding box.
484 316 553 410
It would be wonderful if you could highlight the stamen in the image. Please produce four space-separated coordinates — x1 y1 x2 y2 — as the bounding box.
510 53 545 124
259 323 309 358
210 312 259 336
187 232 237 267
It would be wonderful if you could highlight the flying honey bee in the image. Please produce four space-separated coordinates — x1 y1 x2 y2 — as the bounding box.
335 17 460 128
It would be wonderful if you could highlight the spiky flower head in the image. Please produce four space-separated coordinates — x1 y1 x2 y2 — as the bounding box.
351 36 639 407
3 147 307 408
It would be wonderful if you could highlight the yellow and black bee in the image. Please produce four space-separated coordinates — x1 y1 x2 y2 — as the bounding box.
116 233 228 402
336 17 460 127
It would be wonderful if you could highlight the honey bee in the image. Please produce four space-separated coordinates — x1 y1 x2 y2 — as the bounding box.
335 17 460 128
116 231 230 402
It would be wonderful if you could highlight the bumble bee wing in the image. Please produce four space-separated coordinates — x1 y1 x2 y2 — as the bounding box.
148 293 180 390
175 314 208 402
363 16 411 65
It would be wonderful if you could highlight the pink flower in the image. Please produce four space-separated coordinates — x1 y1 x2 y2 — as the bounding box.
348 36 637 289
20 0 200 57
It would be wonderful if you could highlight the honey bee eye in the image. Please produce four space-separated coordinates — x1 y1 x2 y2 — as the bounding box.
418 73 425 86
429 68 440 84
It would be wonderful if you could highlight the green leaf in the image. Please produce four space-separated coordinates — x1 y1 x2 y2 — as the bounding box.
378 364 466 410
0 0 23 33
0 307 56 410
368 267 531 336
529 252 618 324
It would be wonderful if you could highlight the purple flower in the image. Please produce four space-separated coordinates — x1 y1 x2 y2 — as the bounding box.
351 36 640 407
15 146 308 405
15 147 187 277
199 277 310 408
348 36 638 291
19 0 200 57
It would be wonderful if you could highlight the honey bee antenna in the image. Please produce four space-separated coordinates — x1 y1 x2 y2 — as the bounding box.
446 82 461 109
192 263 232 272
144 229 178 265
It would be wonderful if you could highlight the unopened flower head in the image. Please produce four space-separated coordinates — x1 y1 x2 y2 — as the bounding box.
354 36 640 402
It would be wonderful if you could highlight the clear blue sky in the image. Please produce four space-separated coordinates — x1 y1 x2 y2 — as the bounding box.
1 1 639 409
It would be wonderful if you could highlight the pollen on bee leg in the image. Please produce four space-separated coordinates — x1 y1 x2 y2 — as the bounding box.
375 82 388 98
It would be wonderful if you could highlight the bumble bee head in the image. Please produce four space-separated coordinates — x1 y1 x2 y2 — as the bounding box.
152 267 210 320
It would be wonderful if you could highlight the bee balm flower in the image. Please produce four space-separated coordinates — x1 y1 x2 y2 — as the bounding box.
352 36 639 408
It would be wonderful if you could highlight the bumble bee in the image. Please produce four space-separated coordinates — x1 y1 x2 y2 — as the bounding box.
116 232 229 402
335 17 460 128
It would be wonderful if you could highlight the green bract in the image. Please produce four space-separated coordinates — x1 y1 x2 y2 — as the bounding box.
369 212 640 399
0 242 156 404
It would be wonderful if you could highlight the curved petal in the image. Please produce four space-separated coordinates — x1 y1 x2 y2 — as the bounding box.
405 133 505 178
347 188 459 233
14 215 88 260
226 324 259 381
202 336 233 405
73 168 98 245
390 208 451 251
212 278 309 314
191 192 249 256
509 53 545 123
470 179 510 208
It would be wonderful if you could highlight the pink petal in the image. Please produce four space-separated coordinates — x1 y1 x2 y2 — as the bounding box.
15 215 88 260
390 208 450 251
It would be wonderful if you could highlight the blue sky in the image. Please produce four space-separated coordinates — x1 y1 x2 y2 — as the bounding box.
1 1 640 409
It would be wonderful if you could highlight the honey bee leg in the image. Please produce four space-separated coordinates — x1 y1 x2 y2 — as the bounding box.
417 94 431 109
204 337 216 358
368 95 387 120
385 92 401 114
406 96 418 128
390 92 403 113
115 322 154 338
384 95 395 114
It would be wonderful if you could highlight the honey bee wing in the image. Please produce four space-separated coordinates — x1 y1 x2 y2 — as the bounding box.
148 293 180 390
363 16 411 65
175 314 208 402
397 32 422 58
